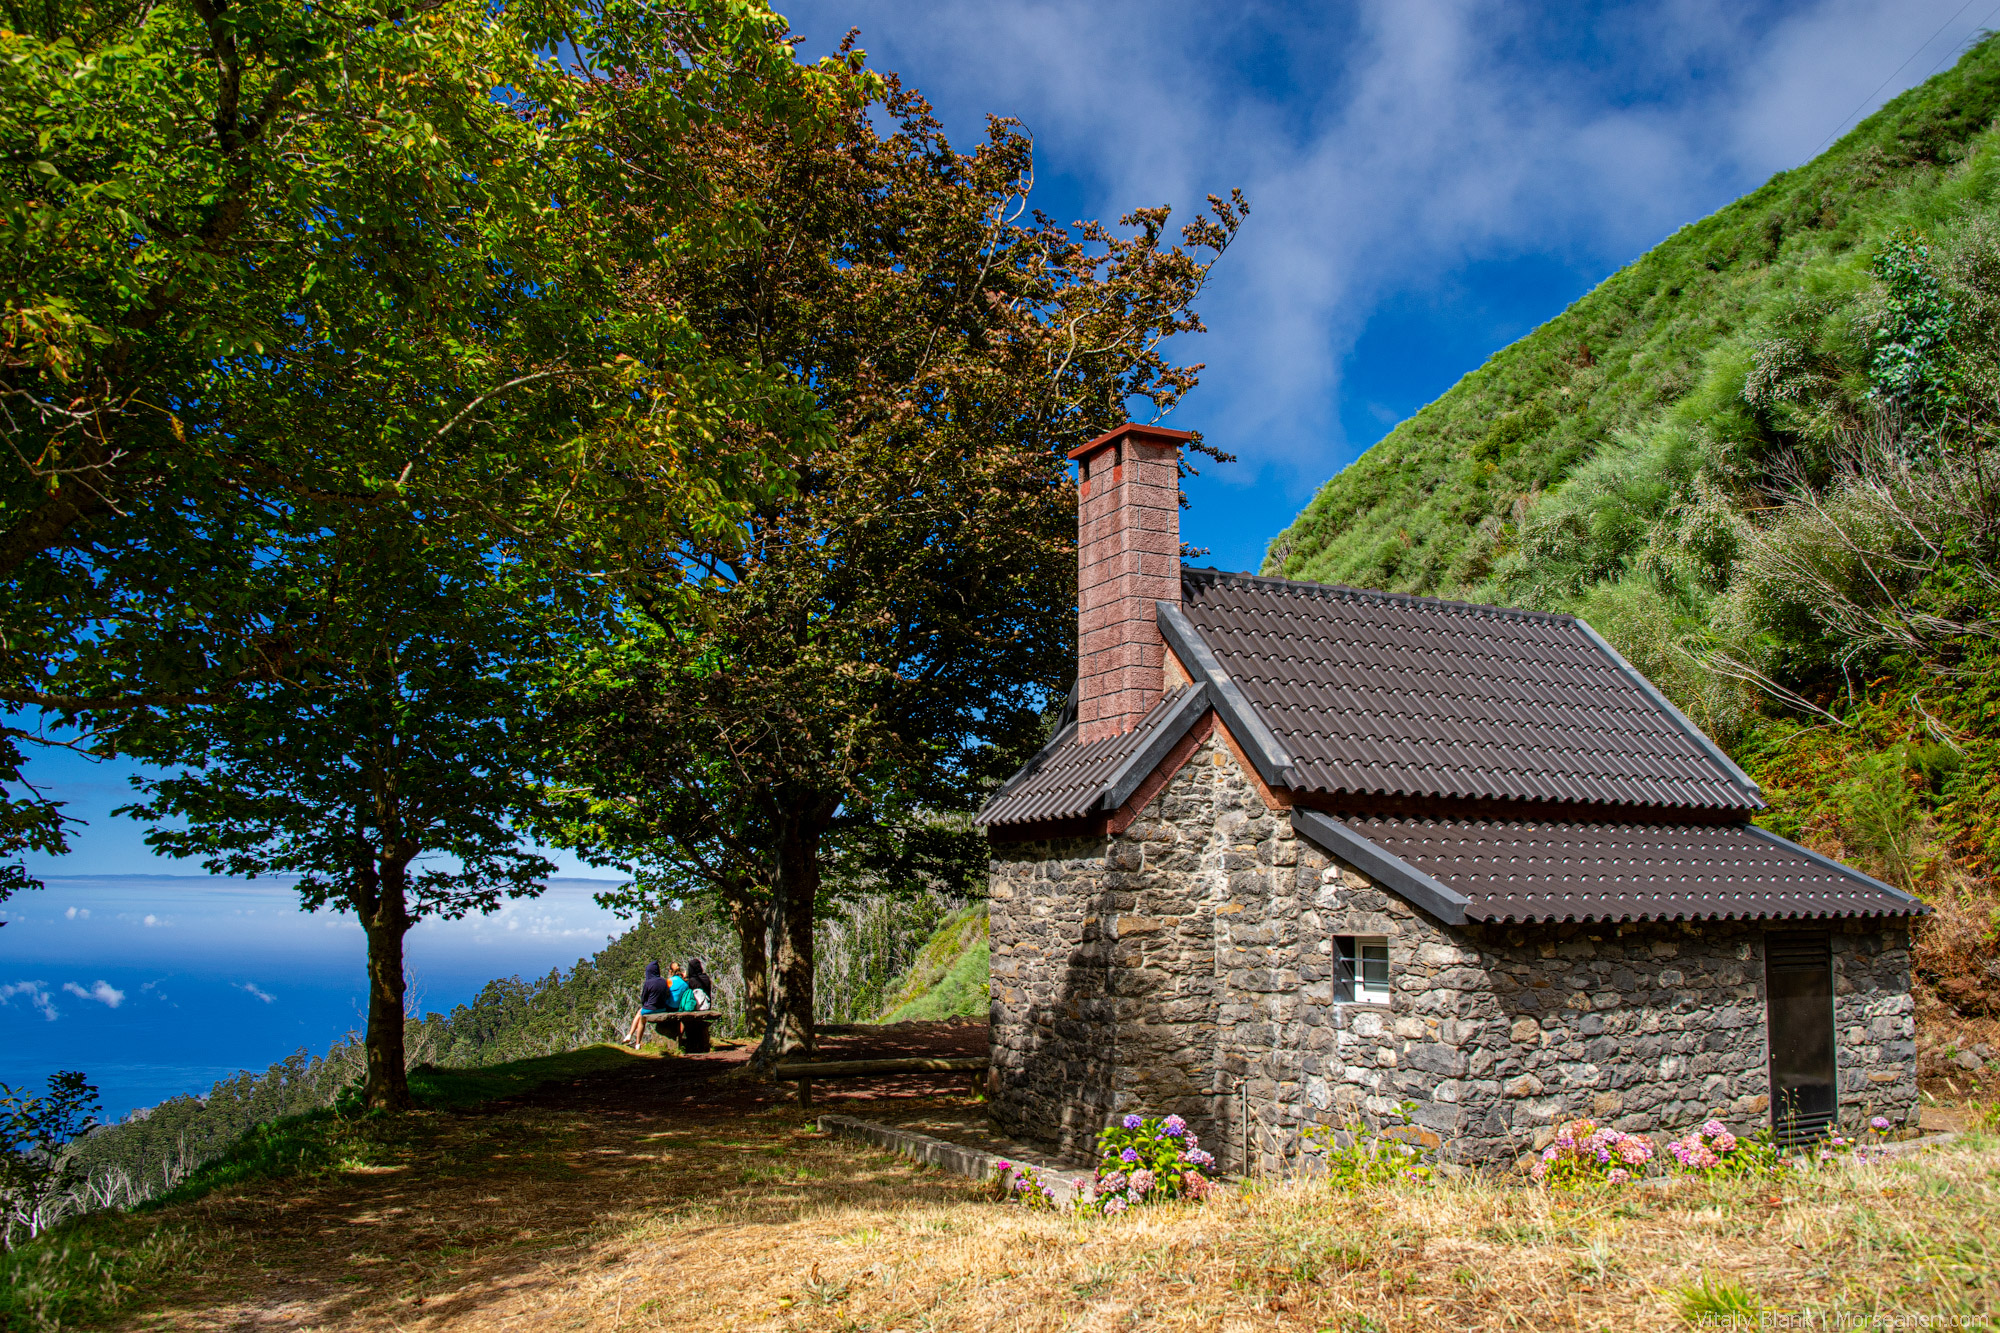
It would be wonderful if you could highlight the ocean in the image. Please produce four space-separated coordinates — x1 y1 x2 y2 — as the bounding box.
0 874 630 1121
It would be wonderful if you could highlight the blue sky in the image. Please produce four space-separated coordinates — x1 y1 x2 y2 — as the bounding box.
777 0 2000 568
11 0 1999 882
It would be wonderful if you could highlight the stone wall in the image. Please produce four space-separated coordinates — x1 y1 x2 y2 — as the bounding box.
987 727 1921 1172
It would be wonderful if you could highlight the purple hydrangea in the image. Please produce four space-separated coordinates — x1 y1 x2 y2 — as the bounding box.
1186 1148 1214 1168
1163 1115 1188 1137
1870 1116 1891 1131
1122 1114 1143 1130
1120 1146 1139 1164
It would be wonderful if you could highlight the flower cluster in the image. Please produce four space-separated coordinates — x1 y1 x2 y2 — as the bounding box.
994 1160 1063 1210
1666 1119 1739 1171
1531 1119 1655 1187
992 1113 1218 1215
1813 1116 1897 1165
1074 1112 1216 1213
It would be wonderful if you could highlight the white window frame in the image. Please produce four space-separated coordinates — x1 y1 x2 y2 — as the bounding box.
1336 934 1392 1005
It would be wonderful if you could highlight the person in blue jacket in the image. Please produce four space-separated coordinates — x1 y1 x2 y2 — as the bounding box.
623 961 676 1046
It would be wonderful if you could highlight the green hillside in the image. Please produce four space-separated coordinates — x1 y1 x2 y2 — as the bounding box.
1268 38 2000 601
876 903 989 1022
1269 38 2000 1037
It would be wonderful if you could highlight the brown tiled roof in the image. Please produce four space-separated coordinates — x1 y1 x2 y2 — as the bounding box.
1177 569 1760 813
1328 814 1924 922
975 685 1207 827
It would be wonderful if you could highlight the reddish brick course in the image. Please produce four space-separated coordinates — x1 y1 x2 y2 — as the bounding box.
1074 424 1185 744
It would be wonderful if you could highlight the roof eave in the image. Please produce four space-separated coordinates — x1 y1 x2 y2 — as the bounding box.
1290 807 1472 925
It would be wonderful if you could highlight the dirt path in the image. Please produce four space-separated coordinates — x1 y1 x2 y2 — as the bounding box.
502 1020 990 1116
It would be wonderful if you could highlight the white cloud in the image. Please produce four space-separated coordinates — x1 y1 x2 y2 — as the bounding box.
782 0 1999 500
62 980 125 1008
142 913 160 927
0 981 59 1021
237 982 276 1004
64 906 89 920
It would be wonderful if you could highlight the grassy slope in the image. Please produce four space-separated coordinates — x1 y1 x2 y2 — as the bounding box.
876 903 989 1022
1266 38 2000 595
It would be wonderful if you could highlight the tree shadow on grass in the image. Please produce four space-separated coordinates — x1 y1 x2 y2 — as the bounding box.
121 1041 991 1331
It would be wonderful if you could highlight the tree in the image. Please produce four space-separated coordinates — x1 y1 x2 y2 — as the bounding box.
548 65 1242 1061
115 516 586 1108
0 0 849 894
0 1071 99 1250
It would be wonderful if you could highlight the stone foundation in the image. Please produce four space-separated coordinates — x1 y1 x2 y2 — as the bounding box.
987 732 1920 1171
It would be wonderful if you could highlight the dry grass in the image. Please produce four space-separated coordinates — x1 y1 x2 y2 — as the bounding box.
90 1096 2000 1333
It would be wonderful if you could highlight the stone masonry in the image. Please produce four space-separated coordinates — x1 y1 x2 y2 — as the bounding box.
988 731 1920 1172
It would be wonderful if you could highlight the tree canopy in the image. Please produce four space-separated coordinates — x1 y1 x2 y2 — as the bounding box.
0 0 852 893
548 65 1244 1058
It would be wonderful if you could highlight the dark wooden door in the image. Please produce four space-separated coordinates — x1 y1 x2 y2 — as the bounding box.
1765 930 1837 1147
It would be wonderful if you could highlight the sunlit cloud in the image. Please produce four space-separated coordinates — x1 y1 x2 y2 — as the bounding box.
0 980 59 1021
237 982 277 1004
64 906 90 920
777 0 1999 558
62 980 125 1008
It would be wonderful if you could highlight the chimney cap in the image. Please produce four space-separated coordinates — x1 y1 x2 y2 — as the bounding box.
1067 421 1198 461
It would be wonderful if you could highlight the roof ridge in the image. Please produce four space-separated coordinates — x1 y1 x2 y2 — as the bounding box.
1181 566 1574 626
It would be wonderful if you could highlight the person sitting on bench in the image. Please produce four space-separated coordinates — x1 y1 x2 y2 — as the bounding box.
684 957 713 1011
624 960 675 1046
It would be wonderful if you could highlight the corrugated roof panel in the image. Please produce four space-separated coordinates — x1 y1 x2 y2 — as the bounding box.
1337 816 1920 921
1180 569 1759 812
976 686 1203 828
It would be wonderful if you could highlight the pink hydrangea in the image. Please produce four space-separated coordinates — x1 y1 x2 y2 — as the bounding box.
1130 1169 1157 1197
1535 1119 1655 1186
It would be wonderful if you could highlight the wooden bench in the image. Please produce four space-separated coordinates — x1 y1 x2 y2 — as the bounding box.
642 1009 723 1053
771 1056 989 1106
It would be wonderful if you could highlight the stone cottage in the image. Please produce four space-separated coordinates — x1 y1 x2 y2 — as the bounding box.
975 422 1926 1172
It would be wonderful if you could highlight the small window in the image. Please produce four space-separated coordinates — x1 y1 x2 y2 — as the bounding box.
1335 935 1391 1004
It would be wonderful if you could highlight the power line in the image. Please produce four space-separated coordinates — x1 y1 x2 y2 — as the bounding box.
1918 0 2000 81
1811 0 1982 156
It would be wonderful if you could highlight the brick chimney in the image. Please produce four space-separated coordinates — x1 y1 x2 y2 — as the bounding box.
1069 422 1193 744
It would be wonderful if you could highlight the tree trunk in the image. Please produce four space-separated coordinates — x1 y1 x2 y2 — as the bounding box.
723 887 770 1037
358 861 415 1110
750 805 826 1070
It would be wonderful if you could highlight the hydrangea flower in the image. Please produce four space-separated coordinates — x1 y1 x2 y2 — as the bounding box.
1122 1114 1143 1130
1536 1119 1655 1187
1102 1196 1128 1216
1098 1171 1126 1193
1120 1146 1139 1164
1130 1169 1156 1197
1186 1148 1215 1168
1163 1115 1187 1138
1870 1116 1891 1131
